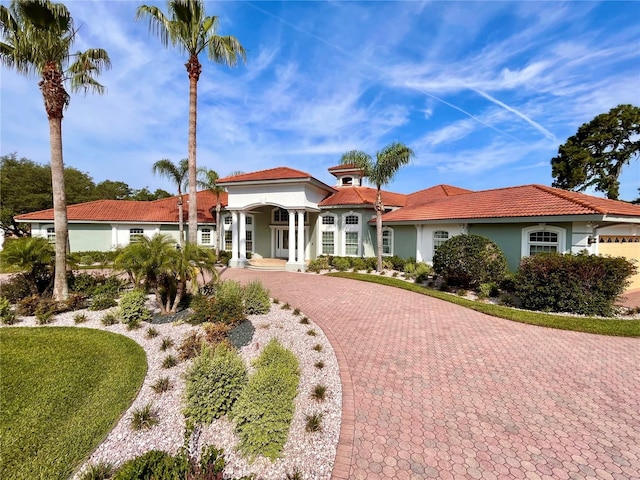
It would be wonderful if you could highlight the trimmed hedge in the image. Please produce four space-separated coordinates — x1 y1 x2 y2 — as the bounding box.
183 344 247 424
516 253 636 316
433 234 507 288
233 339 300 460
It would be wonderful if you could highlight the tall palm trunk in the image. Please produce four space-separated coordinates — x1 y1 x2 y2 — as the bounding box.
375 190 384 272
177 195 184 247
215 199 221 257
40 62 69 301
186 55 201 245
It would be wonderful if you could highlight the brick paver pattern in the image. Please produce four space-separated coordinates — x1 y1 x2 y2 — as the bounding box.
222 270 640 480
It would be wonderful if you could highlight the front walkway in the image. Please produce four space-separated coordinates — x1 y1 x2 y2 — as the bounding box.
221 270 640 480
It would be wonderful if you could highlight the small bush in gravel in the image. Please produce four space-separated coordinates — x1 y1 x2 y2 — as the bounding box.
184 343 248 424
113 450 179 480
162 355 178 369
477 282 499 299
0 298 16 325
119 289 152 327
313 344 323 352
130 403 159 430
233 339 300 460
203 322 232 344
16 295 42 316
190 281 244 325
36 310 55 324
178 331 204 360
292 308 301 316
305 412 323 433
299 316 310 325
242 280 271 315
306 329 317 336
101 313 118 326
73 313 88 324
90 293 117 311
160 337 174 351
146 327 159 338
79 462 115 480
286 468 303 480
314 361 325 369
311 384 327 402
272 298 279 304
61 293 88 312
281 302 291 310
151 377 172 394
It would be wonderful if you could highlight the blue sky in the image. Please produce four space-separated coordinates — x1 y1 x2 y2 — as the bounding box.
2 0 639 200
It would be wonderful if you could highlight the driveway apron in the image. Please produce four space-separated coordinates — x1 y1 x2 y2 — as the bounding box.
221 270 640 480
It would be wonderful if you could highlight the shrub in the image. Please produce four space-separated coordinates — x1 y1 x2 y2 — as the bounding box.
112 450 179 480
0 274 33 303
183 344 248 424
306 329 317 336
151 377 171 394
119 289 152 327
79 462 115 480
350 257 367 271
299 316 310 325
16 295 42 316
217 250 232 266
92 276 125 297
499 272 518 293
146 327 159 338
130 403 159 430
305 412 323 433
387 255 406 271
160 337 174 351
200 280 217 296
433 234 508 288
233 339 300 460
101 313 118 326
307 256 330 273
36 310 55 324
242 280 271 315
162 355 178 369
0 297 16 325
69 272 100 296
190 281 244 325
203 322 232 344
515 253 636 316
90 293 117 311
313 344 323 352
478 282 499 298
281 302 291 310
60 293 87 312
414 262 433 284
331 256 351 272
314 361 325 369
178 331 204 360
311 384 327 402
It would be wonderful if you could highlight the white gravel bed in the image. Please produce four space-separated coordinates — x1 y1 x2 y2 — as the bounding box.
2 299 341 480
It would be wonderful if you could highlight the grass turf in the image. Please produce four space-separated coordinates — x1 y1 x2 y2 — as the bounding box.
0 327 147 479
327 272 640 338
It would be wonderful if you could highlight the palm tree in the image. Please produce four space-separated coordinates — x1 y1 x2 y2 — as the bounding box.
341 142 414 272
1 0 110 301
136 0 246 245
152 158 189 246
0 237 53 295
197 167 224 256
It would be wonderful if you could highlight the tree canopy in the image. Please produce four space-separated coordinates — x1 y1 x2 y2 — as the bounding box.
0 153 171 236
551 104 640 200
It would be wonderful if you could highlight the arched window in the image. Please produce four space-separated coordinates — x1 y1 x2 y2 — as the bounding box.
342 212 361 256
522 225 565 257
319 213 337 255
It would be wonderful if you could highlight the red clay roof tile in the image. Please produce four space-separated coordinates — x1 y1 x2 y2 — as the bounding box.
319 186 408 207
217 167 311 183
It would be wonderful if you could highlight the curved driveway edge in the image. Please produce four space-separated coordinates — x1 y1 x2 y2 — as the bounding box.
222 270 640 480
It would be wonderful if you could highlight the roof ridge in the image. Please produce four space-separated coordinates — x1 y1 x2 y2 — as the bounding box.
531 184 605 214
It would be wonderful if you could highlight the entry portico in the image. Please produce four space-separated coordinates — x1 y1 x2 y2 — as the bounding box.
217 167 335 272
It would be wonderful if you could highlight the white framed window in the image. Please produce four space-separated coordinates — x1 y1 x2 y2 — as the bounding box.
200 228 212 245
225 231 232 251
272 208 289 223
322 215 335 225
129 228 144 243
46 226 55 244
246 231 253 253
382 227 393 256
322 231 335 255
522 225 565 257
224 215 232 225
345 232 359 256
342 211 362 256
433 230 449 254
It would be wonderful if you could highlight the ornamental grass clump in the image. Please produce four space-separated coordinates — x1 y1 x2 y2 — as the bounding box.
233 339 300 460
183 344 247 424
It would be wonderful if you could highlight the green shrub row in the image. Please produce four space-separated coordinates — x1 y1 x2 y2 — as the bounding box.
183 344 248 424
69 250 117 266
232 339 300 460
515 252 636 316
190 280 271 324
307 255 416 273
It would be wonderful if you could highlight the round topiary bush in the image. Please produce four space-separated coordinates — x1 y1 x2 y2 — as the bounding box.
432 234 508 289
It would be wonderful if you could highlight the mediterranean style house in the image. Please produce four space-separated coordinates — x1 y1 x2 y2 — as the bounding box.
15 164 640 288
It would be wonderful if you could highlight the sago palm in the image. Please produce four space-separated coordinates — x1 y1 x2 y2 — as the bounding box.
0 236 53 295
0 0 110 300
136 0 246 245
152 158 189 246
197 167 224 256
341 142 414 272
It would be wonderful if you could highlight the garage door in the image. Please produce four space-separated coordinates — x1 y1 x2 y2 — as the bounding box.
598 236 640 290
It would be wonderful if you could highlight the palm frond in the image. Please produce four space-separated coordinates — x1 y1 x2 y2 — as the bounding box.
136 4 172 48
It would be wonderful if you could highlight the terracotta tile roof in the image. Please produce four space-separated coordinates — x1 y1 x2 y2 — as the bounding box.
217 167 312 184
320 186 408 207
381 184 640 222
328 163 359 172
15 190 228 224
407 184 473 206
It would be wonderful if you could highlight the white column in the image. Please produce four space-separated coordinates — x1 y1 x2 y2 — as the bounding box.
415 224 423 263
231 211 239 261
297 210 305 263
288 209 296 263
239 211 247 260
111 225 118 249
270 227 275 258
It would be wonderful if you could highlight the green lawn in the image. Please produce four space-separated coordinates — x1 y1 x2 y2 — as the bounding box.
0 328 147 480
328 272 640 338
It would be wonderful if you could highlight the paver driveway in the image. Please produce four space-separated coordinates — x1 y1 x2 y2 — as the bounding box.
221 270 640 480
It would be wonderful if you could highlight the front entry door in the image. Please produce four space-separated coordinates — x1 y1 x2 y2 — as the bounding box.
275 228 289 258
